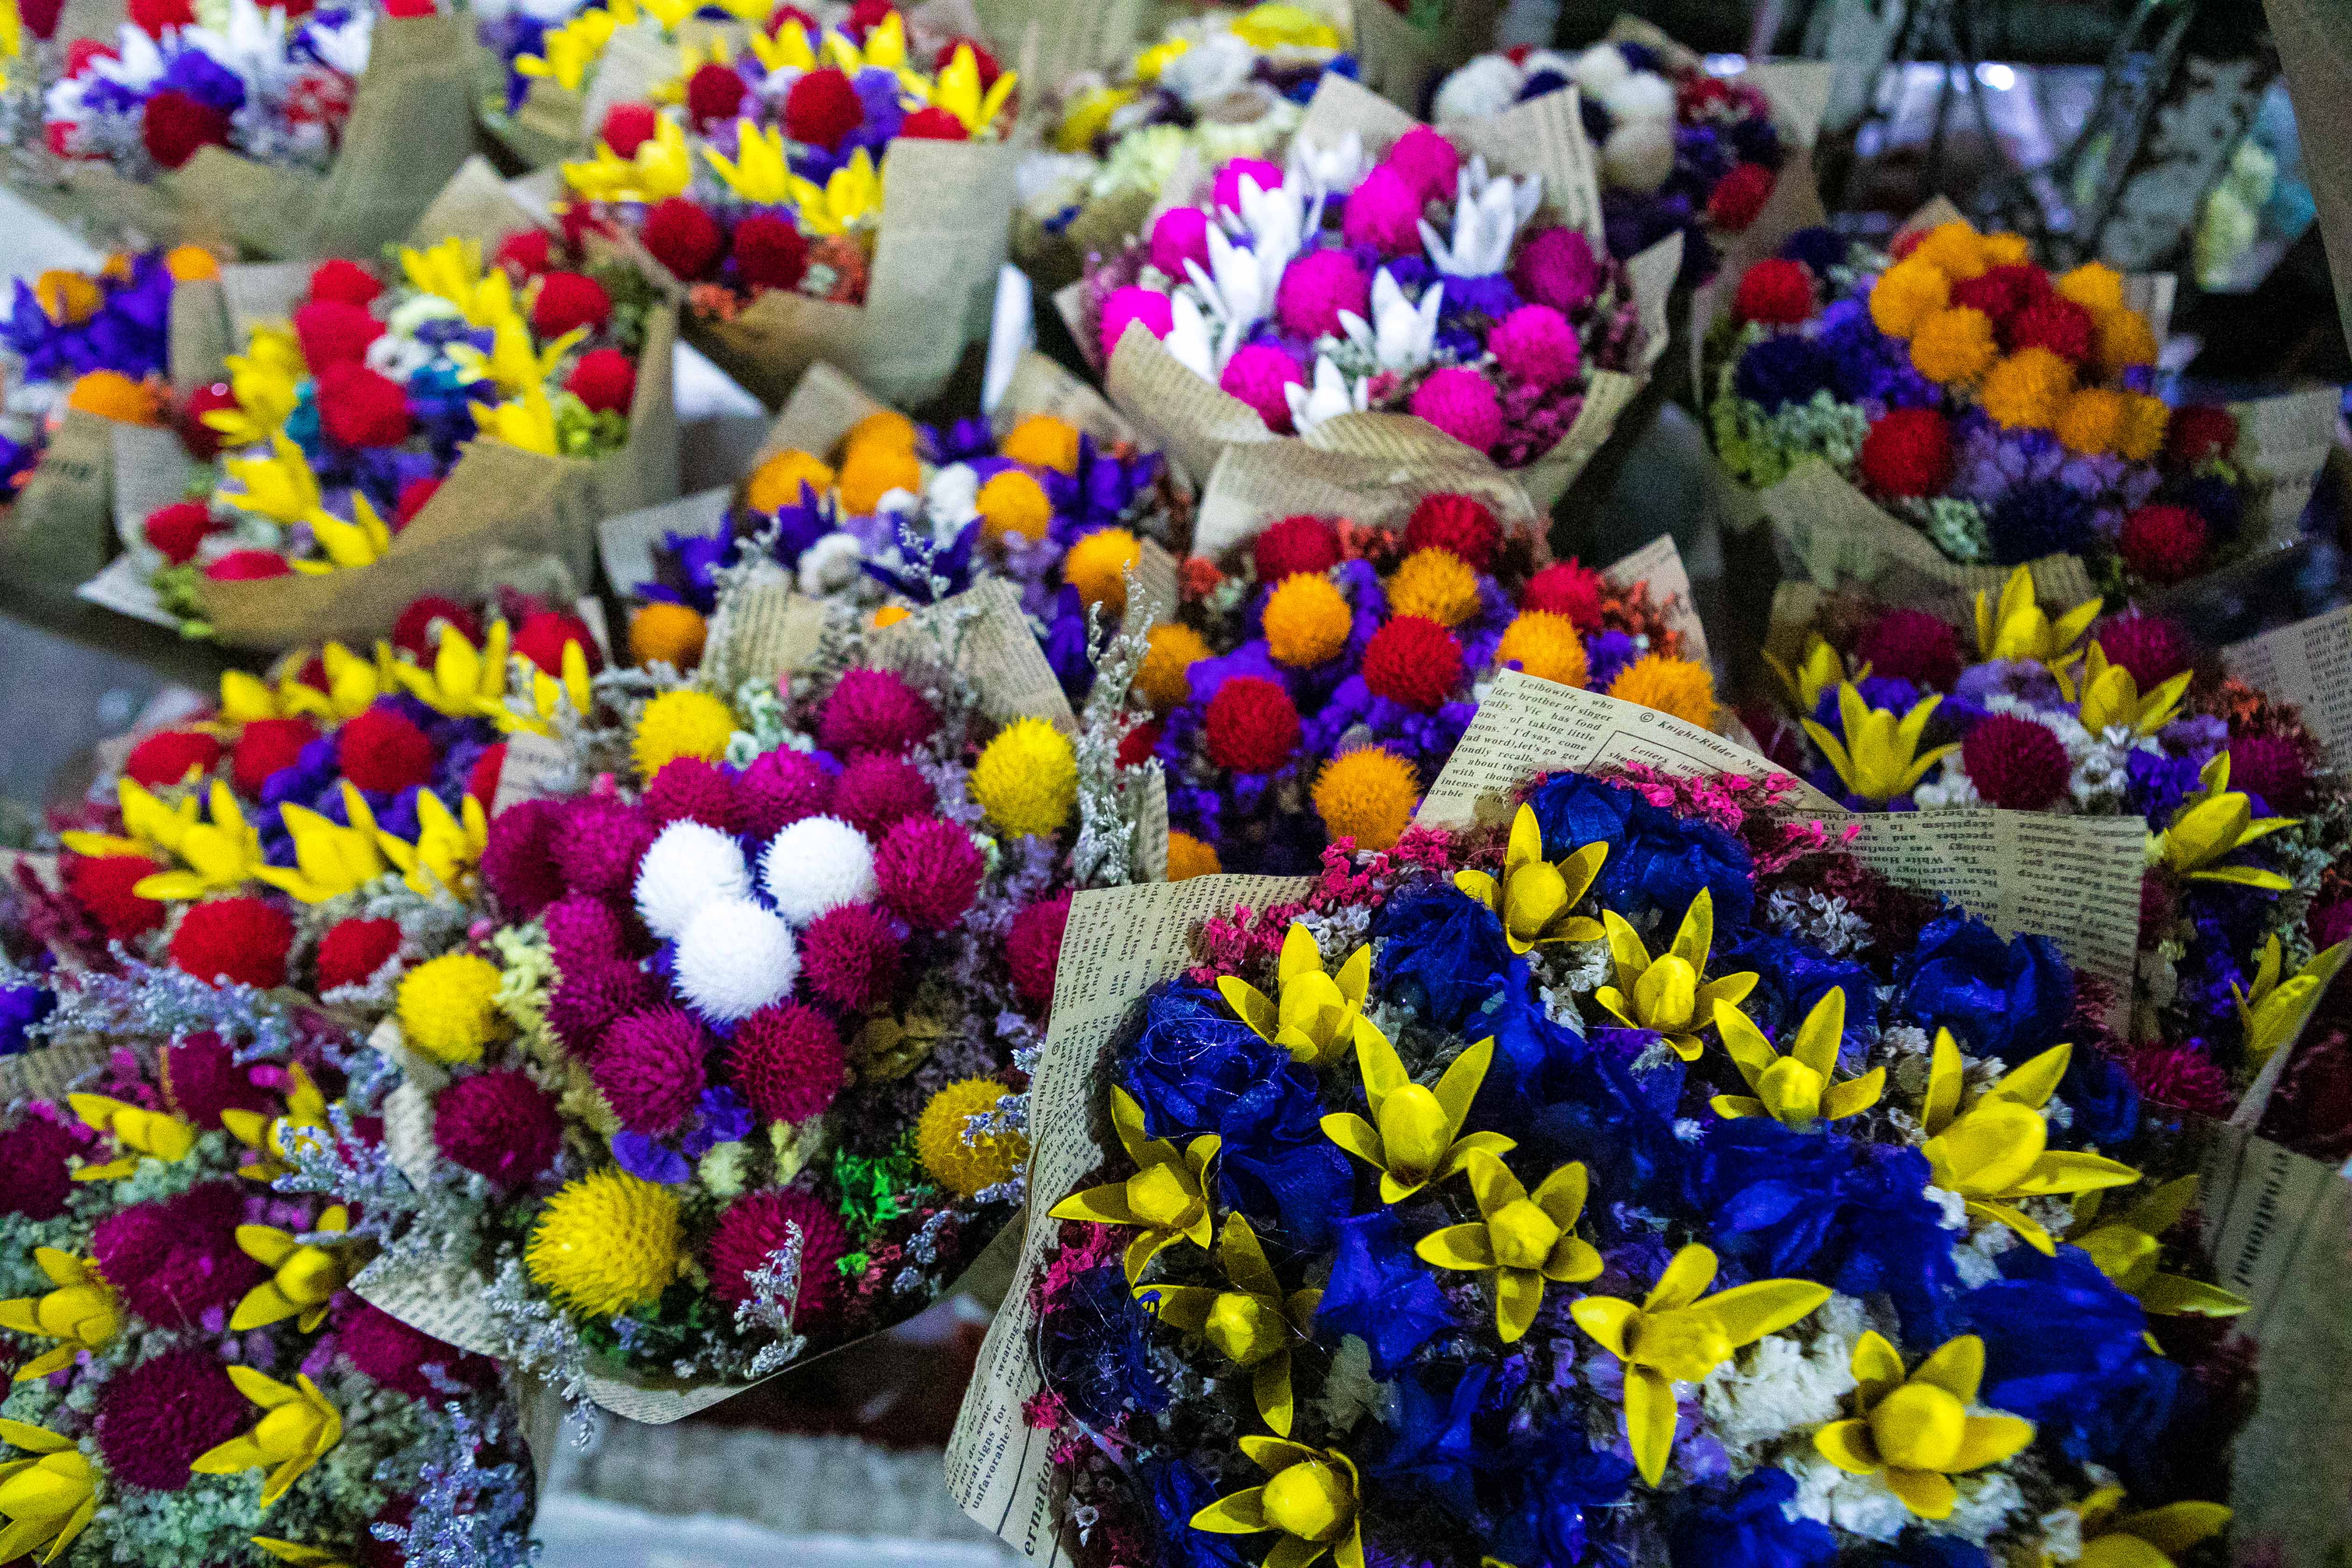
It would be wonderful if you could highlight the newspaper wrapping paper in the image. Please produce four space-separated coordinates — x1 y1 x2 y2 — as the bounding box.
869 577 1078 729
617 133 1022 409
31 15 477 258
946 872 1313 1564
2224 605 2352 771
1347 0 1501 118
1095 73 1677 513
700 579 831 693
1598 532 1709 665
177 247 681 649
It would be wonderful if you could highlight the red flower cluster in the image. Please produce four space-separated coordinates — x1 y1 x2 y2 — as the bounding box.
1733 258 1813 326
1856 407 1954 498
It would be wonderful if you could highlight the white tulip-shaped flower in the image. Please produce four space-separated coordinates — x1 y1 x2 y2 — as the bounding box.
1288 130 1369 197
1337 270 1444 374
1228 175 1323 285
1420 159 1542 276
1163 293 1221 382
1286 357 1369 434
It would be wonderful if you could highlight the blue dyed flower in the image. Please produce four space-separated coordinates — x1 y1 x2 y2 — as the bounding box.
1041 1261 1167 1428
1526 773 1755 929
1734 335 1837 413
1314 1210 1450 1377
1667 1467 1835 1568
1372 886 1514 1037
1987 477 2096 565
1484 1418 1634 1568
1895 913 2073 1063
1716 931 1876 1059
1369 1364 1487 1519
0 983 51 1056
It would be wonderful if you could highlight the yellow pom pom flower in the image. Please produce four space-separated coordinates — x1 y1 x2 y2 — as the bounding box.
66 370 161 425
744 449 835 513
525 1169 683 1316
2094 308 2157 376
164 245 222 282
1312 748 1421 852
396 952 504 1064
1263 573 1352 668
1138 623 1211 709
2116 393 2170 463
1385 546 1481 628
628 602 707 669
1064 527 1142 618
632 688 736 778
1979 347 2076 432
2053 387 2124 457
1167 830 1222 881
1981 232 2030 267
1911 221 1988 282
976 469 1052 544
1609 653 1718 729
1495 611 1589 688
915 1077 1029 1197
1000 414 1082 474
2057 261 2126 317
1868 255 1950 339
837 441 922 514
34 270 99 325
841 409 918 458
971 717 1078 837
1908 307 1997 385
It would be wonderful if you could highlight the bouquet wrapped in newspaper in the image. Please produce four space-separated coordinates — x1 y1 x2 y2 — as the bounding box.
321 565 1160 1420
1749 567 2352 1120
1015 1 1355 287
1133 481 1716 876
110 224 676 647
952 749 2264 1568
1344 0 1494 119
1070 73 1674 509
0 245 222 584
0 969 536 1568
558 1 1020 406
1433 28 1827 288
19 0 476 260
605 354 1187 685
1704 211 2339 608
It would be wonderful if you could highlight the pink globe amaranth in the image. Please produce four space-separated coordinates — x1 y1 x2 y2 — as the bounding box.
798 902 904 1014
1384 127 1462 206
552 795 657 898
818 668 938 756
1512 226 1601 314
829 752 934 839
1099 285 1175 365
875 816 985 931
159 1029 275 1129
1212 157 1284 215
728 1002 848 1124
706 1189 851 1322
95 1346 249 1491
1852 608 1965 691
2093 613 2195 691
479 797 566 917
1220 343 1306 434
1960 714 2070 811
593 1006 711 1136
1149 206 1213 279
542 894 629 971
1007 891 1072 1007
546 956 656 1059
733 746 834 839
1489 304 1582 390
433 1069 563 1189
337 1300 491 1399
1341 164 1424 255
0 1117 79 1220
642 756 736 830
2227 733 2311 813
1409 366 1505 455
1275 249 1370 340
91 1182 264 1326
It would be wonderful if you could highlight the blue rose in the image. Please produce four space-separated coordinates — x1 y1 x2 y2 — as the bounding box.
1119 984 1276 1141
1141 1459 1251 1568
1368 1364 1488 1520
1667 1468 1835 1568
1895 913 2073 1063
1484 1418 1634 1568
1041 1261 1165 1429
1524 775 1754 929
2056 1046 2142 1151
1716 931 1877 1062
1314 1210 1452 1378
1373 887 1515 1037
1213 1052 1354 1252
1488 984 1685 1216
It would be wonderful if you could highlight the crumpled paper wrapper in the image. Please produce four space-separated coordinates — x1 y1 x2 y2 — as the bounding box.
1348 0 1500 117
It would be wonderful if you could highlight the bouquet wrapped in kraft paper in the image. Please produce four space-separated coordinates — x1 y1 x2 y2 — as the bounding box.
598 350 1190 679
136 170 681 649
1702 198 2339 623
1069 73 1678 514
29 12 478 261
1347 0 1499 117
0 247 231 591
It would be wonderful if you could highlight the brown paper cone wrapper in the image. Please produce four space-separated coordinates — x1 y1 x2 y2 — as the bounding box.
167 275 232 394
195 304 680 649
406 155 551 251
1349 0 1501 117
659 136 1019 408
4 409 133 588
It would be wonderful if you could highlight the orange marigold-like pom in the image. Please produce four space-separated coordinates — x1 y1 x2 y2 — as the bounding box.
1608 653 1717 729
2094 308 2158 376
2053 387 2125 457
2056 261 2126 317
2115 393 2170 463
1312 748 1421 853
1166 830 1221 881
1494 611 1589 688
1979 347 2076 431
1910 220 1989 282
1908 307 1998 385
1868 254 1950 339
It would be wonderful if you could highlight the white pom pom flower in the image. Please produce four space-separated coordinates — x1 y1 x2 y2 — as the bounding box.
1433 55 1523 122
1601 70 1677 126
1603 120 1678 194
1571 43 1630 96
635 820 752 940
761 815 879 925
673 898 799 1022
798 532 866 595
